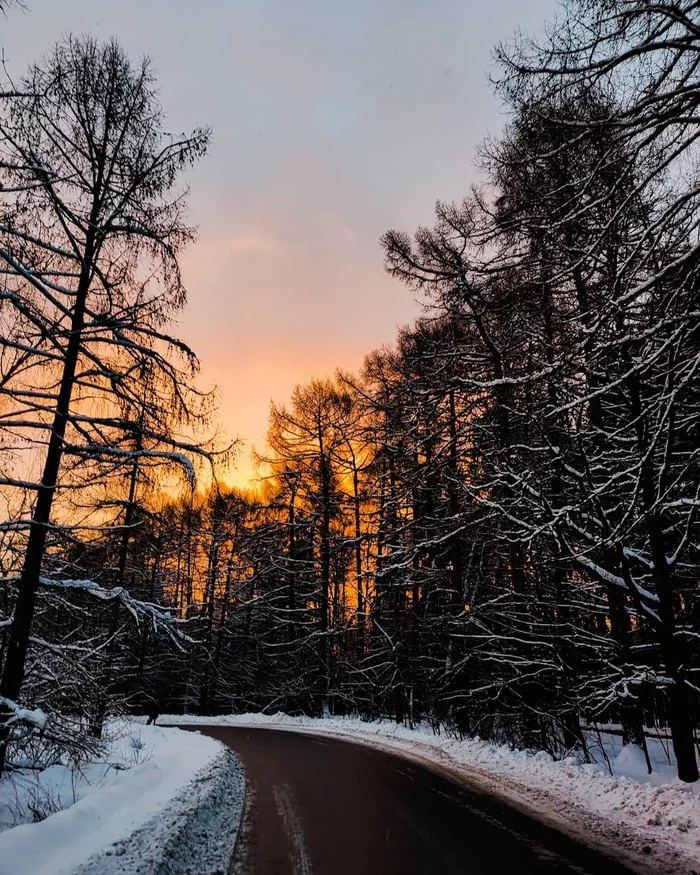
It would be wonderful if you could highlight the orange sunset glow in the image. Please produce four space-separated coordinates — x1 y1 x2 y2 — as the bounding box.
0 0 558 490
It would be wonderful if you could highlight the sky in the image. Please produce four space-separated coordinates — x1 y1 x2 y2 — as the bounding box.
1 0 557 485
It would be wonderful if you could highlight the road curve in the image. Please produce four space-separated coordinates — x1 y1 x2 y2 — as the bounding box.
183 726 638 875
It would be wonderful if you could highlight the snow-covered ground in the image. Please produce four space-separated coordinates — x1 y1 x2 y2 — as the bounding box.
164 713 700 875
0 720 244 875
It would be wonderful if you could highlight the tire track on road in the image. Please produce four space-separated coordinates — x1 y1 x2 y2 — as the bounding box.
272 784 312 875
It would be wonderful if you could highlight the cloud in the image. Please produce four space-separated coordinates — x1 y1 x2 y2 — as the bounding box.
227 236 273 252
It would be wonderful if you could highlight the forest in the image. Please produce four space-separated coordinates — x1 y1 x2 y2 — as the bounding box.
2 0 700 789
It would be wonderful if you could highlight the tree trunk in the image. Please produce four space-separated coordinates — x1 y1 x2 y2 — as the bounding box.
0 229 95 773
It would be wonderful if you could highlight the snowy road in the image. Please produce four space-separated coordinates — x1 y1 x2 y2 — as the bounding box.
187 726 639 875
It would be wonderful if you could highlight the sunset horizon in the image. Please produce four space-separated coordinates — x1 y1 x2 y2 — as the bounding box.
1 0 556 491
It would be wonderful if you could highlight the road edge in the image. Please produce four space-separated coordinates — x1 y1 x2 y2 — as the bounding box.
73 744 245 875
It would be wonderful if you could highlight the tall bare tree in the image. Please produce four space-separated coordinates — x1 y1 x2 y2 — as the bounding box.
0 35 209 770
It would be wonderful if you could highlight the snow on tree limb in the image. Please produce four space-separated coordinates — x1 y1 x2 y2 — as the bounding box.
34 577 193 646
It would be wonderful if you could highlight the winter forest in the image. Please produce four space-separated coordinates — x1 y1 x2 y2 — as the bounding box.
3 0 700 795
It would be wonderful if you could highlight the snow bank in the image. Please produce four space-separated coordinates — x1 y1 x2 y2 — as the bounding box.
164 713 700 874
73 747 243 875
0 721 244 875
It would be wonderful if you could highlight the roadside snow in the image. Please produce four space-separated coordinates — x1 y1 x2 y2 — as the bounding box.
163 713 700 875
74 747 242 875
0 721 244 875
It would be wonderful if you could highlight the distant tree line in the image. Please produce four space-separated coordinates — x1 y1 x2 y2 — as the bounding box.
2 1 700 785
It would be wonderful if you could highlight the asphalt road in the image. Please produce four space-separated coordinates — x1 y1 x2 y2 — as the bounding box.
188 726 639 875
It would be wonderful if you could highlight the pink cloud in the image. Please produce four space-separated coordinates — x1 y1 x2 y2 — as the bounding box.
227 236 273 252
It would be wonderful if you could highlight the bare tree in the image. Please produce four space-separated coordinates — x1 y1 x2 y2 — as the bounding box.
0 35 209 771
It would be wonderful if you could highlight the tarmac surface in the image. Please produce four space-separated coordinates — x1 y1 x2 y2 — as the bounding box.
185 725 639 875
